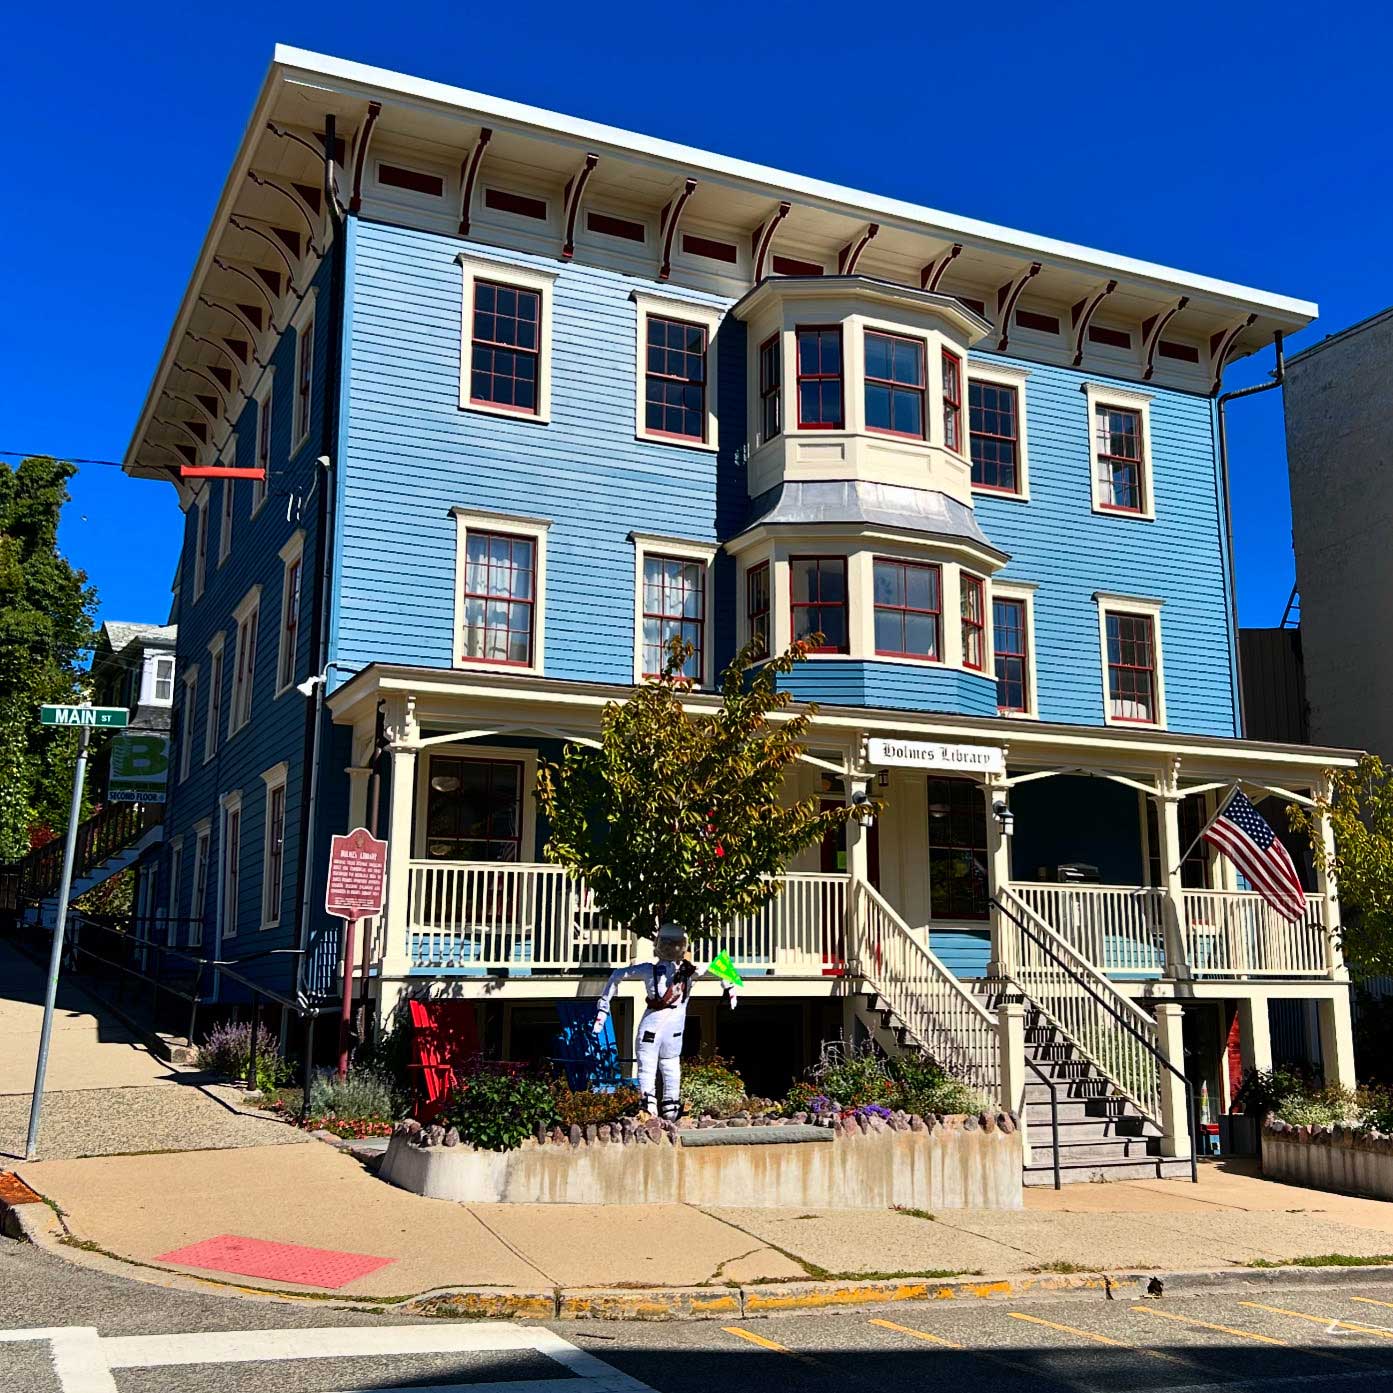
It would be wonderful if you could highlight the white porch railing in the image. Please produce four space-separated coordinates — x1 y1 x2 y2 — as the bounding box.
402 861 848 975
1181 890 1328 977
1009 884 1166 976
851 882 999 1097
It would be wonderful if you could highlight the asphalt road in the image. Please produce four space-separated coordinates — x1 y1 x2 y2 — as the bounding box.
5 1234 1393 1392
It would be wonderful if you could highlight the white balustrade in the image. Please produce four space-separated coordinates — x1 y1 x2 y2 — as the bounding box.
1009 884 1166 976
402 861 848 975
1181 890 1328 977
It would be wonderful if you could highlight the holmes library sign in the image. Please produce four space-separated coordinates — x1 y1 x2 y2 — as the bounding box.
867 737 1005 776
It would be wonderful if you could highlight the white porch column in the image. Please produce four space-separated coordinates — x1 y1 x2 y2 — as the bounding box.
985 771 1014 977
1236 995 1273 1076
845 773 871 889
380 696 420 984
997 1000 1030 1162
1153 767 1191 982
1314 778 1348 982
346 766 372 831
1318 991 1357 1090
1155 1001 1193 1159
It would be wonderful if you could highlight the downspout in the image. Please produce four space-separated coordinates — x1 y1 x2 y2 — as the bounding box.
1215 330 1286 738
293 117 350 1005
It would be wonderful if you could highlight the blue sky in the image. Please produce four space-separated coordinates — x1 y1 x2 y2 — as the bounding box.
5 1 1390 631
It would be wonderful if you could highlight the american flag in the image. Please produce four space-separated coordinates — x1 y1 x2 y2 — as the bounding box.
1202 789 1307 922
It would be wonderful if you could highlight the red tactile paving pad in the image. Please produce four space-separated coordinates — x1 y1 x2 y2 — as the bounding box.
154 1234 395 1288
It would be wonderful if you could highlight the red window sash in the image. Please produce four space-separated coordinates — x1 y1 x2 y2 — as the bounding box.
942 349 963 452
461 531 536 667
789 555 848 653
1106 612 1157 722
864 332 926 441
968 382 1020 493
758 333 781 440
993 597 1028 712
872 558 942 661
795 326 844 430
470 281 542 416
644 316 708 443
1095 407 1145 511
960 574 985 671
642 555 705 678
746 561 771 653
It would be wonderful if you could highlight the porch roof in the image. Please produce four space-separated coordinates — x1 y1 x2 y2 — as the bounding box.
327 661 1362 781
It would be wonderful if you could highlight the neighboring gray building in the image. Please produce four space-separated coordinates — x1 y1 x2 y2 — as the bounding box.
1284 306 1393 758
90 621 178 735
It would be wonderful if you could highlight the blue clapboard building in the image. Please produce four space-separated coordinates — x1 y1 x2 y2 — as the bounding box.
122 47 1356 1179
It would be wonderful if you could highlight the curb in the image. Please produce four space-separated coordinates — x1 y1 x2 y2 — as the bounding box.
0 1172 61 1245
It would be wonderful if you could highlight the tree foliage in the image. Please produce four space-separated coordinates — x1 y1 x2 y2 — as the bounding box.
0 458 98 859
1289 755 1393 977
536 636 872 940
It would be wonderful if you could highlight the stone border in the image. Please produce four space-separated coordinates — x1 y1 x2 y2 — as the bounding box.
1263 1118 1393 1201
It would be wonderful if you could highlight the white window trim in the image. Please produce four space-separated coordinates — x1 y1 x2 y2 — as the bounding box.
179 667 198 783
413 744 539 860
260 762 289 930
1095 591 1167 729
251 372 274 517
217 438 237 565
204 634 225 764
219 792 242 941
967 361 1031 501
190 821 211 948
991 580 1039 718
450 507 550 677
228 585 262 738
631 291 722 452
291 290 318 456
166 837 183 946
143 652 176 708
456 252 557 425
630 532 719 688
1085 382 1155 520
275 531 305 696
192 496 209 602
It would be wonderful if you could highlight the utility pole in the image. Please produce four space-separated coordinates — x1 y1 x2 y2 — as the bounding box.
26 721 92 1160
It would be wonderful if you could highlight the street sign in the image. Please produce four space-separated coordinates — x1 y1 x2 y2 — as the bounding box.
108 733 170 804
39 705 128 728
325 827 388 919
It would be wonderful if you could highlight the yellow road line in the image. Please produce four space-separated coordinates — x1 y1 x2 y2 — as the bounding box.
1131 1305 1291 1346
869 1317 964 1348
722 1326 794 1354
1008 1310 1199 1367
1239 1301 1393 1342
1350 1296 1393 1313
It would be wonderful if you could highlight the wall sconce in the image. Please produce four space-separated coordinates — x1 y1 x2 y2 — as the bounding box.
993 799 1015 837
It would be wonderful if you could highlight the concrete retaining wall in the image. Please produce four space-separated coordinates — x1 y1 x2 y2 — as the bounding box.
379 1122 1023 1209
1262 1121 1393 1201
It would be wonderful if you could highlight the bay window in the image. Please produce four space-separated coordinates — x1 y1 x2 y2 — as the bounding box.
791 556 847 652
873 558 941 660
864 331 925 438
796 327 843 429
746 562 770 655
960 573 985 671
759 334 781 440
942 349 963 451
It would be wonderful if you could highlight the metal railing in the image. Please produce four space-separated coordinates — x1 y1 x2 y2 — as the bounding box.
850 881 1000 1098
19 802 162 901
995 890 1197 1182
1181 890 1328 976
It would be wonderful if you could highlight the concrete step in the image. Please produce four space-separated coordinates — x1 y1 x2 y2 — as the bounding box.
1025 1113 1152 1139
1023 1155 1194 1186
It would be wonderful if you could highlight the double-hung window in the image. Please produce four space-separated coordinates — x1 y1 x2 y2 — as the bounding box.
758 334 781 441
220 796 241 940
276 533 304 694
1095 403 1145 511
746 562 771 656
165 841 182 947
204 637 224 763
152 655 175 703
864 332 925 438
960 574 986 671
190 825 210 947
1105 610 1158 723
294 312 315 448
969 380 1021 493
790 556 848 652
641 554 705 681
218 478 234 565
873 558 941 661
179 669 197 782
795 327 843 429
252 384 272 514
993 596 1029 713
942 349 963 451
644 316 707 442
193 500 209 601
261 765 287 930
229 588 260 736
471 280 541 414
461 531 536 666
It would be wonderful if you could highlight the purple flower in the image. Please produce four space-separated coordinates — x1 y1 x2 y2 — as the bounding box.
857 1103 893 1120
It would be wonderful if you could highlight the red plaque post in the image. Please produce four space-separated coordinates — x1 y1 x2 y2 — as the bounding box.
325 829 388 1079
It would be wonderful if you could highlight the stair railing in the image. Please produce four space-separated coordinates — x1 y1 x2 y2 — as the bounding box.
19 802 162 901
1025 1052 1062 1190
995 889 1198 1183
850 881 1000 1100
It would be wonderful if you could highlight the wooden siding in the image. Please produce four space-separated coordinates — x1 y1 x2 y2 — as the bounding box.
157 254 335 997
778 662 999 716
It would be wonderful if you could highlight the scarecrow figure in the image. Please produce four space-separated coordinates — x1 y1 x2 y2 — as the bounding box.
593 925 739 1119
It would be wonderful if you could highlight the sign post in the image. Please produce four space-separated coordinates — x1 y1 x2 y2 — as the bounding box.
27 706 125 1158
325 828 387 1078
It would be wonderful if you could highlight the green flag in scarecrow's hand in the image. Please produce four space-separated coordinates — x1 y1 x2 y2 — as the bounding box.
706 951 744 988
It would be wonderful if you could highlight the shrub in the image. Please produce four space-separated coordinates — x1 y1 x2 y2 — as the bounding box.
888 1053 985 1117
448 1068 557 1151
196 1021 289 1094
682 1051 747 1118
551 1080 643 1128
781 1080 821 1116
810 1041 896 1109
308 1067 404 1122
354 1006 415 1097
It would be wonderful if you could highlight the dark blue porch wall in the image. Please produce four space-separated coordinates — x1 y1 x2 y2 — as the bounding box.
1008 774 1144 884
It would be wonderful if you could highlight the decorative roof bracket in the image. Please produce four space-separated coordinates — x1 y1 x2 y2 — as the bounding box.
751 200 791 281
995 263 1042 351
1069 279 1119 366
458 126 492 235
659 177 698 281
561 153 599 260
919 242 962 292
837 223 879 275
1140 296 1190 380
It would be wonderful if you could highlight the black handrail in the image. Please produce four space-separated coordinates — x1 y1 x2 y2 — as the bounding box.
993 894 1199 1183
1024 1053 1063 1190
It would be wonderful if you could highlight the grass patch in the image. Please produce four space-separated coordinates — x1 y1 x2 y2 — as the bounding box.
1246 1254 1393 1269
1028 1260 1093 1274
893 1206 937 1222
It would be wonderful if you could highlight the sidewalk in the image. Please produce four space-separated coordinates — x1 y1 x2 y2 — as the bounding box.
13 1141 1393 1308
0 937 305 1161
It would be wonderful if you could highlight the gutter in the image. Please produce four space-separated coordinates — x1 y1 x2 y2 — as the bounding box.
1215 331 1286 738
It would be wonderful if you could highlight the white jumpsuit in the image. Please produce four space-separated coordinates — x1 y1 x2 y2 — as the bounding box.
594 961 734 1118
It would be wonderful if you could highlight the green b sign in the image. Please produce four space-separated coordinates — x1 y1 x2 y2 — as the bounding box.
108 734 170 804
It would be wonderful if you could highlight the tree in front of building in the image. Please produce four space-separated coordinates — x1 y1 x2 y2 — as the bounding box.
0 457 99 860
536 637 872 941
1290 755 1393 977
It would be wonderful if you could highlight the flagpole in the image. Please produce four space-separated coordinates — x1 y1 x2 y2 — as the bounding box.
1170 781 1241 877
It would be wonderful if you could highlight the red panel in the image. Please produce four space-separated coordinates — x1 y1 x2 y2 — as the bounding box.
155 1235 394 1288
179 466 266 480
